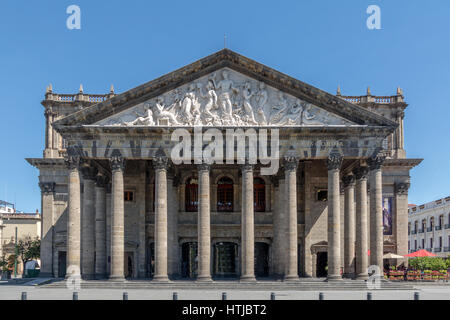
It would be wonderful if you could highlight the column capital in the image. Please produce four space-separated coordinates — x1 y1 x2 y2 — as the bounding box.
110 156 125 171
284 156 299 171
96 173 109 188
367 153 386 170
241 163 253 172
80 164 98 180
342 175 356 188
64 155 81 170
353 166 369 180
326 153 343 171
153 156 169 170
39 182 55 194
395 182 410 195
197 163 211 172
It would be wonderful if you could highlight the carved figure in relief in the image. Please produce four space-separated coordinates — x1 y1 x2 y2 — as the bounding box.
241 82 257 125
199 80 219 124
126 105 155 126
152 97 180 125
300 105 323 126
255 82 268 121
213 70 238 119
270 92 289 124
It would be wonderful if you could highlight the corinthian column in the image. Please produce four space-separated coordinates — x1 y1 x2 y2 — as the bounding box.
368 153 385 273
153 155 169 282
241 164 256 282
326 153 343 281
81 163 97 280
197 164 212 282
353 166 369 280
342 175 356 278
95 173 108 279
284 155 299 281
65 155 81 278
109 156 125 281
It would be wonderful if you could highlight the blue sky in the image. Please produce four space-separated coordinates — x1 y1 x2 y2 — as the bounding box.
0 0 449 212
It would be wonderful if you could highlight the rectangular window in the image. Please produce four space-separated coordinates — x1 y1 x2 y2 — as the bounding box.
124 191 134 202
317 190 327 202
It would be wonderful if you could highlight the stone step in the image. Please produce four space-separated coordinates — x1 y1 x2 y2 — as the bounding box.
41 279 414 290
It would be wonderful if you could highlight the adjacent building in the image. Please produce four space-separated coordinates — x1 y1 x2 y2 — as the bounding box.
27 49 422 281
408 196 450 257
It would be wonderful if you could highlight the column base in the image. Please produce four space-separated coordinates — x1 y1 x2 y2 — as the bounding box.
108 275 125 282
284 275 299 282
153 275 170 282
240 275 256 282
343 273 355 279
356 273 369 281
326 275 343 281
196 276 213 282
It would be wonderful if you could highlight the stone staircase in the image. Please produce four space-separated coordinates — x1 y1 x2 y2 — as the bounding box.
41 278 414 290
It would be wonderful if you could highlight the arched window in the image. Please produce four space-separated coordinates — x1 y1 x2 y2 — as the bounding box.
185 177 198 212
217 177 233 212
254 177 266 212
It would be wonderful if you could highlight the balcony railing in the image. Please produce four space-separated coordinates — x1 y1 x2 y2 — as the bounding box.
435 225 442 231
411 230 417 234
434 247 442 252
419 229 424 234
445 224 450 230
444 247 450 252
427 227 433 232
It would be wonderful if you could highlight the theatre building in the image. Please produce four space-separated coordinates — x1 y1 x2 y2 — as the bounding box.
27 49 421 281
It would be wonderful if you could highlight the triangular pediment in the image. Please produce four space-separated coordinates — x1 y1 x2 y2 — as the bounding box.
53 49 397 129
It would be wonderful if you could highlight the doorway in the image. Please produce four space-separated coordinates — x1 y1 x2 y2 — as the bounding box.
125 252 134 278
213 242 238 278
58 251 66 278
316 252 328 277
254 242 269 277
181 242 198 278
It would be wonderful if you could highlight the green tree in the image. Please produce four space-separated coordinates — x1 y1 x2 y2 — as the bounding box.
17 237 40 275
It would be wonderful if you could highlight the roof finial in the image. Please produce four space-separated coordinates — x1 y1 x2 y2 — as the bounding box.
48 84 53 92
397 86 403 95
224 34 227 49
367 86 371 95
336 85 341 96
46 86 50 94
110 84 115 94
79 84 84 93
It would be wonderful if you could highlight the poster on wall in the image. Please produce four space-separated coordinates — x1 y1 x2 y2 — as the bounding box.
382 197 393 235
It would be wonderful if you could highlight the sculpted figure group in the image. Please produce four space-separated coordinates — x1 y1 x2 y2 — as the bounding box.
118 69 329 127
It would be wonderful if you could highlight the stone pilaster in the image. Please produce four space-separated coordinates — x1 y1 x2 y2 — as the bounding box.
81 163 97 280
65 155 81 277
95 173 108 279
353 166 369 280
368 153 385 273
241 164 256 281
342 175 356 278
109 156 125 281
153 156 169 282
326 153 343 281
284 155 299 281
38 182 55 277
197 164 212 282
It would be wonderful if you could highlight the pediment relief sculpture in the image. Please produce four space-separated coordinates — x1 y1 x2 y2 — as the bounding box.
96 68 354 127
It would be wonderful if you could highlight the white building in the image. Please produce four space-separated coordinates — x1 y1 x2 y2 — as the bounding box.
408 196 450 257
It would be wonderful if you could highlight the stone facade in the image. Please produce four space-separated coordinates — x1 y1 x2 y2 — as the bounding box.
27 49 422 280
408 196 450 258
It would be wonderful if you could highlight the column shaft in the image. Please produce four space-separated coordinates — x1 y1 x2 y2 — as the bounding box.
327 154 343 281
354 167 369 280
343 176 356 278
369 156 384 272
110 157 125 281
66 157 81 277
284 158 298 281
154 157 169 281
197 164 212 281
241 164 255 281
